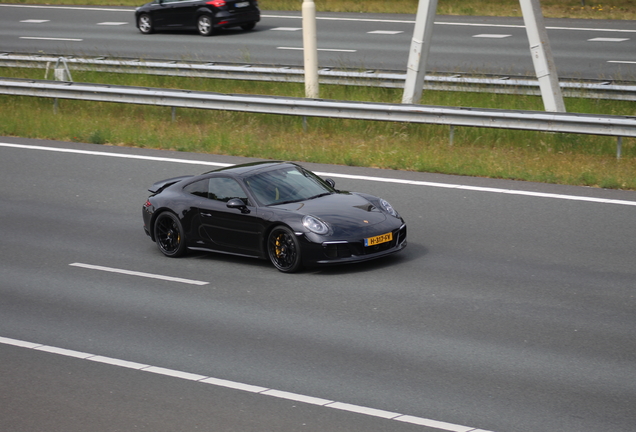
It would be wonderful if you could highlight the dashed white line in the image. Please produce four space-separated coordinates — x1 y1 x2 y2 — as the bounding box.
19 36 83 41
2 143 635 207
368 30 403 35
277 46 357 53
0 335 495 432
587 37 629 42
20 19 50 23
472 34 511 38
97 22 128 26
270 27 301 31
69 262 210 286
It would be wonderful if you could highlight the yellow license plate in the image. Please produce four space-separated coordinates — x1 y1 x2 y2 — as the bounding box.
364 232 392 247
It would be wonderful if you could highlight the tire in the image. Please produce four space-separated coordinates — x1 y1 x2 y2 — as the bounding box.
240 22 256 31
138 14 154 34
153 212 187 257
267 226 302 273
197 14 214 36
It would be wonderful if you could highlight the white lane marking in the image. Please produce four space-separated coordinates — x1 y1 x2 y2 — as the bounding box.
0 143 231 167
472 34 511 38
19 36 83 41
368 30 403 35
69 263 210 286
20 19 50 23
587 37 629 42
270 27 301 31
0 4 130 12
2 143 635 207
97 22 128 26
0 335 496 432
608 60 636 64
277 47 357 52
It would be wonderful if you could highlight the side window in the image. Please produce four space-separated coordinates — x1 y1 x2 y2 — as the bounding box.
183 179 208 198
208 177 249 204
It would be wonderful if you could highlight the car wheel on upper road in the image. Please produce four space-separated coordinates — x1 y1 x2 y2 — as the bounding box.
268 226 302 273
197 15 214 36
154 212 187 257
137 14 153 34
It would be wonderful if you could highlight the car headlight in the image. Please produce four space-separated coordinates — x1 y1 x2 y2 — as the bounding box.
380 199 398 217
303 215 329 235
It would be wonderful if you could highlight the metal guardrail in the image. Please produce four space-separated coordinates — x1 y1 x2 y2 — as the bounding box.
1 53 635 101
2 77 635 149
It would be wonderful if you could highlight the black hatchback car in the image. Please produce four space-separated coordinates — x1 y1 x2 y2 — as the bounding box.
135 0 260 36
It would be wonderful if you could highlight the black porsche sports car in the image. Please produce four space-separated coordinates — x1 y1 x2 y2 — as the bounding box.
135 0 260 36
142 161 407 272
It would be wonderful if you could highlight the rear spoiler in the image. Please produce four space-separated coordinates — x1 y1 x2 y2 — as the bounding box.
148 175 194 193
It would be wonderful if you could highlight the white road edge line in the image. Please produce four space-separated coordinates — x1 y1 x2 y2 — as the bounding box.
0 335 494 432
69 263 209 286
2 142 635 207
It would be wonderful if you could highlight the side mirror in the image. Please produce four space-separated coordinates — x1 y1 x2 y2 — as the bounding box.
227 198 250 214
325 178 336 188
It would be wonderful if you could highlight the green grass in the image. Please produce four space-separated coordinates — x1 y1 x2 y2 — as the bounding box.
1 67 635 189
6 0 636 20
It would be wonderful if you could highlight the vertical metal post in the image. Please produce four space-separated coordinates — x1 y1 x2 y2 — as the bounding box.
617 136 623 160
519 0 566 112
402 0 438 104
302 0 319 99
172 107 176 122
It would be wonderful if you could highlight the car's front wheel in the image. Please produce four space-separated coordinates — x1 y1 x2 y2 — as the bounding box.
267 226 302 273
154 212 187 257
197 14 214 36
138 14 153 34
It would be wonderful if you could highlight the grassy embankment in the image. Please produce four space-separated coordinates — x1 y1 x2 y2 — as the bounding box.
1 1 635 188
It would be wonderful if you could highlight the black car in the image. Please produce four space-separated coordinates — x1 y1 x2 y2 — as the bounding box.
142 161 407 272
135 0 260 36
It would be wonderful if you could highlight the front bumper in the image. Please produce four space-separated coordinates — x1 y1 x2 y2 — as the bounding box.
301 224 407 266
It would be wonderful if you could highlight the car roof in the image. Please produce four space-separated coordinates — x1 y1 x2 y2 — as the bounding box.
203 161 297 177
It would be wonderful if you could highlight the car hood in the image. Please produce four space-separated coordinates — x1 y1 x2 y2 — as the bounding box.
273 192 388 232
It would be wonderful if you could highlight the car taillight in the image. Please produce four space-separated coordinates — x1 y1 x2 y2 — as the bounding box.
144 200 153 208
207 0 226 6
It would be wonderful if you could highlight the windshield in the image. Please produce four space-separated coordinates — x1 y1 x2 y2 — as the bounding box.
244 166 334 206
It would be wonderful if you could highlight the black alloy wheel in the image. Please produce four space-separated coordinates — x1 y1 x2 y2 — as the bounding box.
197 15 214 36
267 226 302 273
154 212 187 257
138 14 153 34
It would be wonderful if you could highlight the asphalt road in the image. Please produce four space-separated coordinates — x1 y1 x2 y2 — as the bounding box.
1 137 635 432
1 4 635 80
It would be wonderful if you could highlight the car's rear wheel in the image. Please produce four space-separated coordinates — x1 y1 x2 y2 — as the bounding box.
138 14 153 34
197 14 214 36
154 212 187 257
241 22 256 31
267 226 302 273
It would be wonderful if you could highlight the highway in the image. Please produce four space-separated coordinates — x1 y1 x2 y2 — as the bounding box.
1 4 635 80
1 137 635 432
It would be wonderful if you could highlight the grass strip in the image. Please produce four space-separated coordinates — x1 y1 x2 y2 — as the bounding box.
1 67 634 190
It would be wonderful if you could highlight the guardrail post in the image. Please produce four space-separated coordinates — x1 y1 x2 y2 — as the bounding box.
617 136 623 160
449 125 455 146
51 57 73 114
